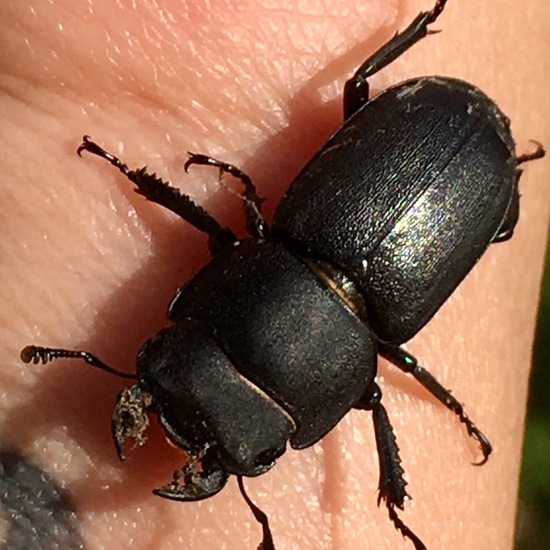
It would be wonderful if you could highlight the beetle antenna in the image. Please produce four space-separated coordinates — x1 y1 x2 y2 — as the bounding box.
20 345 137 380
237 476 274 550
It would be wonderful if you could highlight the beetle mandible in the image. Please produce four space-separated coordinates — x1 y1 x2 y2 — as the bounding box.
21 0 545 548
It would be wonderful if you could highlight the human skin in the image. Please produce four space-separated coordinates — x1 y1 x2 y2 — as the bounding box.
1 0 549 548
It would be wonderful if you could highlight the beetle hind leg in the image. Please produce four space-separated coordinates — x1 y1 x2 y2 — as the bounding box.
492 176 519 243
355 383 427 550
343 0 449 119
516 140 546 165
493 141 546 243
379 344 492 465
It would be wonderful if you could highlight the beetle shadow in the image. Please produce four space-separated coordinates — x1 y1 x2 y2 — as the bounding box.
5 15 439 517
4 218 208 513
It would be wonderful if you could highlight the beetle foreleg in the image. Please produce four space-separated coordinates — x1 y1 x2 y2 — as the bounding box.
237 476 275 550
379 344 492 465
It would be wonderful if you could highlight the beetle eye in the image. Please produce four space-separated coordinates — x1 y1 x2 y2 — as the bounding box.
255 448 280 467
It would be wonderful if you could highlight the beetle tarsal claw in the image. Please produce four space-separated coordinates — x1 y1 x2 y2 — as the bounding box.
111 385 151 460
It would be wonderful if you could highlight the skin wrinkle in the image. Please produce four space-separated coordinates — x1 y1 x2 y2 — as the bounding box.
1 1 392 146
1 0 549 549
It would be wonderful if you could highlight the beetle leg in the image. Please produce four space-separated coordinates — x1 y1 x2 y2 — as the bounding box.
77 136 237 255
153 452 229 501
237 476 275 550
343 0 449 119
378 344 492 465
493 141 545 242
185 153 268 239
355 383 426 550
516 140 546 165
492 171 520 243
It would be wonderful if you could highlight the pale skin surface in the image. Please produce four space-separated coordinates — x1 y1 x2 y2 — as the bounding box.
1 0 549 548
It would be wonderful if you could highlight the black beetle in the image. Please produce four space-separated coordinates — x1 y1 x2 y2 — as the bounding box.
20 1 545 548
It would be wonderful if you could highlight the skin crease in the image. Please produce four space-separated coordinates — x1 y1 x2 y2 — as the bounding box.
1 0 549 548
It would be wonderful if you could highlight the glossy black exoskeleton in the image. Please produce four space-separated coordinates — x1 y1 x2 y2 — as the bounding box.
21 1 544 548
